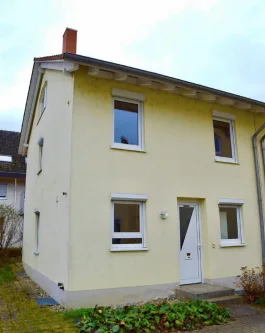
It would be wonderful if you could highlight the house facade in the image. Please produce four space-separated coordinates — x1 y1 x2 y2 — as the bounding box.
19 29 265 308
0 130 26 214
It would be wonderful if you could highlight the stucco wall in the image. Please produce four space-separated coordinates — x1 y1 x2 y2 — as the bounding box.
69 66 265 292
23 69 74 289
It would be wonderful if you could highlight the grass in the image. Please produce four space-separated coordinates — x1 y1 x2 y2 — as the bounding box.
0 260 78 332
0 264 14 283
64 308 89 320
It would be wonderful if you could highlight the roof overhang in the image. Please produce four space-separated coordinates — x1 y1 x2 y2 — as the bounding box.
0 171 26 179
19 52 265 155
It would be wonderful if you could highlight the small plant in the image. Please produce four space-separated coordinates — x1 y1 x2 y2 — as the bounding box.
75 300 230 332
237 266 265 303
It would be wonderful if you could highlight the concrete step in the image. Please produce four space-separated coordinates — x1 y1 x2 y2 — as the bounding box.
176 283 235 301
206 295 242 305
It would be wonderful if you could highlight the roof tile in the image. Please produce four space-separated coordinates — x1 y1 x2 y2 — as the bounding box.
0 131 26 175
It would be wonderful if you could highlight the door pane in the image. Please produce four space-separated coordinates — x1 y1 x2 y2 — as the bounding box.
179 206 194 250
213 119 232 158
114 100 139 145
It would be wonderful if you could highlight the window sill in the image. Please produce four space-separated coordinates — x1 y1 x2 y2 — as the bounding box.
111 144 146 153
37 169 42 175
220 243 246 248
0 198 7 200
110 247 149 252
33 251 39 255
215 157 239 165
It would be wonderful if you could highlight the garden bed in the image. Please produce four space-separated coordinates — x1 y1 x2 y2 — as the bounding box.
65 300 230 332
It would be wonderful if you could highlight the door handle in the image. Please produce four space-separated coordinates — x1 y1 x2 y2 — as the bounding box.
198 244 201 250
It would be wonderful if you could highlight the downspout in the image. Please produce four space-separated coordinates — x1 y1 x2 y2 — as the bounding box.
252 123 265 266
14 178 17 209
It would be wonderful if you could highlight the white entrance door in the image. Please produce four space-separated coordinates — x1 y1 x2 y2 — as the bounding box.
178 203 202 285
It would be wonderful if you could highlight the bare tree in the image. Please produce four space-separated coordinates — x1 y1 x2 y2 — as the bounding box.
0 204 23 250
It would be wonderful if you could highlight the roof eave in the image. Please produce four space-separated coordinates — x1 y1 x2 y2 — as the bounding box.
19 63 42 155
64 52 265 109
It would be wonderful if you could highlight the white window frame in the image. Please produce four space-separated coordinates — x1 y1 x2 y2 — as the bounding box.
111 96 144 152
0 155 12 162
37 137 44 174
40 83 47 116
34 210 40 255
110 193 147 251
213 116 237 163
0 184 7 200
219 203 244 247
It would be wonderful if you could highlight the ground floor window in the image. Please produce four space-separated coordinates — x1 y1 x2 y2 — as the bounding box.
219 203 243 246
34 210 40 254
0 184 7 199
111 193 147 250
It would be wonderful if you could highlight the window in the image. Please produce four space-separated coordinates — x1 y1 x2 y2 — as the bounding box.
112 90 144 151
37 137 44 174
0 184 7 199
111 193 147 250
212 113 236 163
40 83 47 116
219 202 243 246
0 155 12 162
34 210 40 254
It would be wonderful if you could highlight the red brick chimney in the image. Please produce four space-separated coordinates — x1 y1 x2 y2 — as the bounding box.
62 28 77 54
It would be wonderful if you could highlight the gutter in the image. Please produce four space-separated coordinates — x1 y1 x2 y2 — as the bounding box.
253 123 265 265
0 171 26 179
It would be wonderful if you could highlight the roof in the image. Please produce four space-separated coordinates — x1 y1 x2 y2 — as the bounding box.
34 52 265 108
0 130 26 176
19 51 265 155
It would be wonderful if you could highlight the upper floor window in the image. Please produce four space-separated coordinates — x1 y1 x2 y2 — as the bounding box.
111 89 145 152
212 111 237 163
0 155 12 162
37 137 44 174
39 83 47 116
0 184 7 199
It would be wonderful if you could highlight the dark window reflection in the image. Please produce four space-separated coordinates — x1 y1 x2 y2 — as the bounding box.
114 100 139 145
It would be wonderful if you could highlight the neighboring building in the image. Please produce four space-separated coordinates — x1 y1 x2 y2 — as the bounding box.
19 28 265 308
0 130 26 214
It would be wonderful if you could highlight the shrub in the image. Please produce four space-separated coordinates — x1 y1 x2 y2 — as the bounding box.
75 300 230 332
237 266 265 303
0 205 23 251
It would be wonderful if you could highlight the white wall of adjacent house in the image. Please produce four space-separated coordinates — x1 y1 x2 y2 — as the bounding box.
0 178 25 211
0 178 25 248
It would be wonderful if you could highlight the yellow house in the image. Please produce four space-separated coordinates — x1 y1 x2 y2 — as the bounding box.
19 28 265 308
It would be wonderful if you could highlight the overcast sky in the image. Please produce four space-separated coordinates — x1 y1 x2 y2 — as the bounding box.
1 0 265 131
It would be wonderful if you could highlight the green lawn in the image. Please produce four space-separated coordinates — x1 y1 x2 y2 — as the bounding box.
0 262 77 332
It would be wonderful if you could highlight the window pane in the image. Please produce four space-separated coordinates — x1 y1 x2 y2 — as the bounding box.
112 238 142 244
0 155 12 162
114 100 139 145
213 120 232 158
219 206 238 239
114 203 140 232
0 184 7 198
